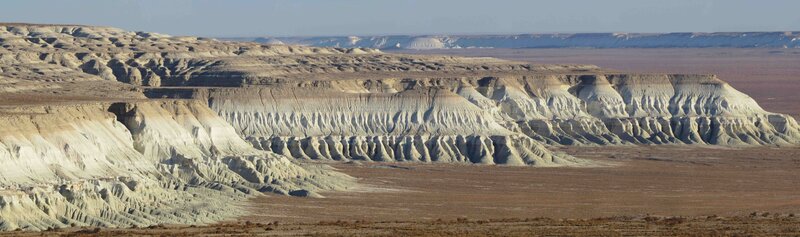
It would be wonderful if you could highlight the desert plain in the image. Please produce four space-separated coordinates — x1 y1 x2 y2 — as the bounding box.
8 48 798 236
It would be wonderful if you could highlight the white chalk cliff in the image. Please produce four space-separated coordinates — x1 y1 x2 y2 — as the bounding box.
0 24 798 230
0 101 350 230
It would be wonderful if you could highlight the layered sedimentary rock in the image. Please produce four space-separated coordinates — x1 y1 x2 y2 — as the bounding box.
148 73 800 164
0 100 351 230
4 23 798 163
478 74 800 146
0 24 593 89
1 23 799 230
0 24 591 166
197 87 575 166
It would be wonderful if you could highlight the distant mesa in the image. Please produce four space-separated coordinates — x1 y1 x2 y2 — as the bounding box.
225 31 800 49
253 37 284 45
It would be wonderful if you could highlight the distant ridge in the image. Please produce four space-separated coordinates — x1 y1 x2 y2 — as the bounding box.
0 22 91 27
224 32 800 49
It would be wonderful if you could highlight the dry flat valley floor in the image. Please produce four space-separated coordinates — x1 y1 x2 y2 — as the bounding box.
249 146 800 222
7 48 800 236
7 146 800 236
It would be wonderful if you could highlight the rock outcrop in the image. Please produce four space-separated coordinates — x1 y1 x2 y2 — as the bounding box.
197 87 575 166
0 23 798 230
0 100 351 230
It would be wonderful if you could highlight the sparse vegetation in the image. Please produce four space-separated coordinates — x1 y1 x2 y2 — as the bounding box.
3 214 799 236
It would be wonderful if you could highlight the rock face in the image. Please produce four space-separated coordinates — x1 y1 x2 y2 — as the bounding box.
0 100 351 230
235 31 800 49
468 74 800 146
147 74 800 163
197 87 576 166
0 23 799 230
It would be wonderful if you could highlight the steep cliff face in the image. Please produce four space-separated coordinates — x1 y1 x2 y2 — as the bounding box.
148 73 800 157
196 87 577 166
5 24 798 166
138 72 800 170
0 101 351 230
475 74 800 145
2 24 800 230
0 104 151 185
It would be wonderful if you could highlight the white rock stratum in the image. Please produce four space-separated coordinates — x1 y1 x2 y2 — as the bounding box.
150 74 800 158
0 100 351 230
0 23 798 230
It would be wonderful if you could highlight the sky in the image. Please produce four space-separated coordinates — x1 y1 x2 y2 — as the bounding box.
1 0 799 37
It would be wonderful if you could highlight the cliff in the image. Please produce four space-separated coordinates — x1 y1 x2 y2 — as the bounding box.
0 24 798 230
0 100 351 230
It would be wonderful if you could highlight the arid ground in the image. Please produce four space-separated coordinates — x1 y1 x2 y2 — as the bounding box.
246 146 800 222
9 49 800 236
15 146 800 236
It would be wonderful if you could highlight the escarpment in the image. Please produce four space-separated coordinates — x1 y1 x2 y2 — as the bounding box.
488 74 800 145
196 87 577 166
148 73 800 156
3 24 798 165
0 100 352 230
1 23 799 230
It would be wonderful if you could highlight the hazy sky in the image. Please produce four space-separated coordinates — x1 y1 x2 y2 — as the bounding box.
1 0 798 37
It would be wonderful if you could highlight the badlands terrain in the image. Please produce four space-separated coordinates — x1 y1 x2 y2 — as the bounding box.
0 23 799 235
397 48 800 118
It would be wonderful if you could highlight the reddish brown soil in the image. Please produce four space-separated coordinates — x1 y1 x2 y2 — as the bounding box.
10 215 799 236
395 48 800 118
228 49 800 234
242 146 800 224
11 146 799 236
7 48 800 236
